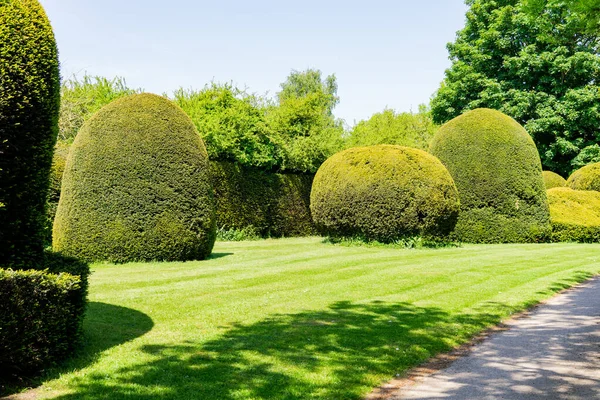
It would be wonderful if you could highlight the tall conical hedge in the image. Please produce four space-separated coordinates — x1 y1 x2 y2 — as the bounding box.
430 108 550 243
0 0 60 267
53 94 216 263
311 145 460 242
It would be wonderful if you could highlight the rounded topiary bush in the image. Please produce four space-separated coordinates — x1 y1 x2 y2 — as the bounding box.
0 0 60 267
310 145 460 242
543 171 567 189
567 162 600 192
53 93 216 263
547 187 600 242
429 108 550 243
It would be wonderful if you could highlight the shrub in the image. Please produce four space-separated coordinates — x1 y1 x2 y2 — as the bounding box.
566 162 600 192
0 0 60 267
210 161 315 237
543 171 567 189
59 75 141 143
429 108 550 243
547 187 600 242
310 145 460 242
53 93 216 263
0 253 89 378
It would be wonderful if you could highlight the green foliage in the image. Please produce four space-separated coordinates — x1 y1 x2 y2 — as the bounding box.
346 106 438 150
0 0 60 267
524 0 600 33
547 187 600 242
59 75 140 143
216 226 261 242
53 93 216 263
431 0 600 177
430 108 551 243
0 252 89 378
210 161 315 238
567 162 600 191
173 83 276 169
311 145 460 242
543 170 567 189
323 236 460 249
267 69 345 173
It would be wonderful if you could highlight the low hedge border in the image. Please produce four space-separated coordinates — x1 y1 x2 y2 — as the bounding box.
0 253 89 379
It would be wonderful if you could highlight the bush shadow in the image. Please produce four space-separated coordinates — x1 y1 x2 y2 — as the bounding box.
51 301 502 400
1 302 153 396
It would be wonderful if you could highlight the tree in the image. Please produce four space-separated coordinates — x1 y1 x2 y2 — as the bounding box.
174 83 276 169
346 106 438 150
431 0 600 177
267 69 345 173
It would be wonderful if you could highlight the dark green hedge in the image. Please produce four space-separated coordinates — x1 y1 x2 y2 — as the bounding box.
543 171 567 190
310 145 460 242
210 161 315 237
567 162 600 192
0 253 89 378
53 93 216 263
0 0 60 267
430 108 550 243
547 187 600 243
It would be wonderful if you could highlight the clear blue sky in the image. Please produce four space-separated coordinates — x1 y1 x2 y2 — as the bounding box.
38 0 468 126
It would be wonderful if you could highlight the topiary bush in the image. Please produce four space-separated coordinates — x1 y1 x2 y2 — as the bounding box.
566 162 600 192
53 93 216 263
543 171 567 189
210 161 315 237
547 187 600 242
429 108 550 243
0 252 89 379
310 145 460 242
0 0 60 267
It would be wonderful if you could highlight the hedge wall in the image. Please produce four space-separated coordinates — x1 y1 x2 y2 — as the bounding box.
0 0 60 267
53 93 216 263
310 145 460 242
0 253 89 378
547 187 600 243
430 108 550 243
210 161 315 237
567 162 600 192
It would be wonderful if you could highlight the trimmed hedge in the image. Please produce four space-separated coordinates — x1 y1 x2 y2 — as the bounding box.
0 0 60 267
53 93 216 263
210 161 315 237
543 170 567 189
547 187 600 242
430 108 550 243
567 162 600 192
310 145 460 242
0 253 89 378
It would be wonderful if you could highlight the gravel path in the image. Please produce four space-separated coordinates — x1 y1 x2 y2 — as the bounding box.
391 277 600 399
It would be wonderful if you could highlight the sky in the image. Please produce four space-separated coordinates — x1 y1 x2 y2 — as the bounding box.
38 0 469 126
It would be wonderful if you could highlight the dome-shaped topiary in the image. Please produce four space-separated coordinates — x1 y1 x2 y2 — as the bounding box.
0 0 60 267
429 108 550 243
53 93 216 263
567 162 600 192
310 145 460 242
543 171 567 189
547 187 600 242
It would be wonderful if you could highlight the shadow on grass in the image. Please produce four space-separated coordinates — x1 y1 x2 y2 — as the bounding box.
536 271 595 296
1 302 153 396
207 252 234 260
52 301 506 400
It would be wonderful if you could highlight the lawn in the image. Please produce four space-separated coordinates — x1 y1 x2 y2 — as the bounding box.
9 237 600 400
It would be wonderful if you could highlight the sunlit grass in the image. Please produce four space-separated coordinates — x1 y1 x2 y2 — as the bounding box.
9 237 600 399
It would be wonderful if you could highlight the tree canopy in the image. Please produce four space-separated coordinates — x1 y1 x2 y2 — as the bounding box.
431 0 600 177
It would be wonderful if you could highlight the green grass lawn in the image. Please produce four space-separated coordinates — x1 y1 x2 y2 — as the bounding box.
10 237 600 399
